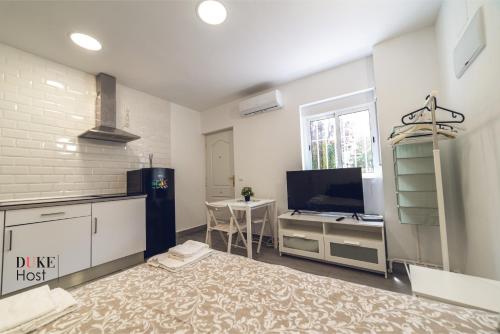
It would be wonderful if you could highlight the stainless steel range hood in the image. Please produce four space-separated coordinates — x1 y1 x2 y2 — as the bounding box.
79 73 140 143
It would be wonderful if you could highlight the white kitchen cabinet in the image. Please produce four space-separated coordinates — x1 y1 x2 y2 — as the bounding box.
0 211 4 294
91 198 146 267
2 216 91 295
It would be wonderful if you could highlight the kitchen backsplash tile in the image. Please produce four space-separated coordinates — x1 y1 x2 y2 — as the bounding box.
0 43 171 200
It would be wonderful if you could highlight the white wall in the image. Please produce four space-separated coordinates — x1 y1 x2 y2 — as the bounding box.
0 42 171 199
171 103 206 232
373 27 444 266
435 0 500 279
201 57 383 217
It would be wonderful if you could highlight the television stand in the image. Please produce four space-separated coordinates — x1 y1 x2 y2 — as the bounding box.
291 209 301 216
352 212 360 221
278 212 387 277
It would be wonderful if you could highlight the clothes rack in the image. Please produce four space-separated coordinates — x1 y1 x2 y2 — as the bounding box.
389 92 464 272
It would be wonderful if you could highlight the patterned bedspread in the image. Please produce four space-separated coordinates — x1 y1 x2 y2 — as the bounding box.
37 251 497 333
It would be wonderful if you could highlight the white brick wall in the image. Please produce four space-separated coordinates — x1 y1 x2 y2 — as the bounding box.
0 43 171 200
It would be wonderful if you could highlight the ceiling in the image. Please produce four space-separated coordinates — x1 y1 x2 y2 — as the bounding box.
0 0 442 111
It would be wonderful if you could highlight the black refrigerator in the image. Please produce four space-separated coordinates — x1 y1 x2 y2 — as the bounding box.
127 168 176 258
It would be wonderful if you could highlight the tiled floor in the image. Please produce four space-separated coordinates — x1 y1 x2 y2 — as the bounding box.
178 229 412 295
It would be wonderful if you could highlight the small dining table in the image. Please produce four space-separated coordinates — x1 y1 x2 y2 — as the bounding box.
207 198 277 259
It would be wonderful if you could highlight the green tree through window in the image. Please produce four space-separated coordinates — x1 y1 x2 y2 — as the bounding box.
308 109 373 173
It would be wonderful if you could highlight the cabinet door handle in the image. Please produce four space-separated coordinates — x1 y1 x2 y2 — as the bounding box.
292 233 306 238
343 240 361 246
5 230 13 251
94 217 98 234
41 211 65 217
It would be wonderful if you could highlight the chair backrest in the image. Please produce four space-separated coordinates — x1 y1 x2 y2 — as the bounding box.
205 202 238 228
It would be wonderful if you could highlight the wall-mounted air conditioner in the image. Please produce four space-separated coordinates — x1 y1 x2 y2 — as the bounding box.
239 90 283 117
453 7 486 79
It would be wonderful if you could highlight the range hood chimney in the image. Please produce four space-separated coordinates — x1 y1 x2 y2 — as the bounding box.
79 73 140 143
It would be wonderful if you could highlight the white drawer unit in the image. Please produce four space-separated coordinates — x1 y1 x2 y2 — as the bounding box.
5 204 91 227
278 212 387 277
324 234 386 273
2 216 91 295
280 229 325 260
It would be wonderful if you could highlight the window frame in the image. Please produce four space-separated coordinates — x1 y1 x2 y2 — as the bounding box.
302 102 380 175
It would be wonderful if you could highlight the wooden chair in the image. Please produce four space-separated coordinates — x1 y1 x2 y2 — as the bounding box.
205 202 248 254
251 207 273 253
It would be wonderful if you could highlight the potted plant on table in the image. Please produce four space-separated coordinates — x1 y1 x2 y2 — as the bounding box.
241 187 254 202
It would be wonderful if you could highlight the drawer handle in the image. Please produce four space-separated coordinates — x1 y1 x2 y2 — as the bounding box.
343 240 361 246
292 233 306 238
40 211 66 217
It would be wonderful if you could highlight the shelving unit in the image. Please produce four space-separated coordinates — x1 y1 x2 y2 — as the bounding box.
278 212 387 277
394 142 438 226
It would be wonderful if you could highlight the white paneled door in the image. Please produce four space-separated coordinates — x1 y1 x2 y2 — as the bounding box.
205 129 235 202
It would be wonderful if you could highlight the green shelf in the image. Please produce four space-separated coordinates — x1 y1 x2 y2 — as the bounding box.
394 142 438 226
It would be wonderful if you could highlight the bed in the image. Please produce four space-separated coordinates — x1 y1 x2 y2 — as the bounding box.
37 251 497 333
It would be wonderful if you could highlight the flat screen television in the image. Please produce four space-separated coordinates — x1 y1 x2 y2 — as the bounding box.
286 168 364 214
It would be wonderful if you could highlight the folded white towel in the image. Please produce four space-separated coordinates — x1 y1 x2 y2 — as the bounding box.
148 247 213 272
168 240 209 259
0 285 55 333
0 287 77 334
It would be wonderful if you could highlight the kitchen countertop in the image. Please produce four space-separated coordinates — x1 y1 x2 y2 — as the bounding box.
0 193 147 210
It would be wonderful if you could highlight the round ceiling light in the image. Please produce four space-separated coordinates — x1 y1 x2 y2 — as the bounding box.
197 0 227 25
70 33 102 51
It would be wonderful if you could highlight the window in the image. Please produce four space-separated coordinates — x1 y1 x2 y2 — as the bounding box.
303 103 379 174
310 117 337 169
